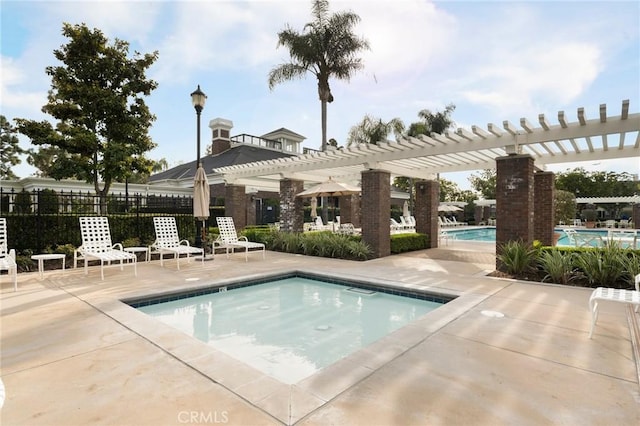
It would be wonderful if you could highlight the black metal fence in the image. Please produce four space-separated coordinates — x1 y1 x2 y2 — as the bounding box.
0 187 221 252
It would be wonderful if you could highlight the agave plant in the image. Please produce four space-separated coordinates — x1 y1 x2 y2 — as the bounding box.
537 249 574 285
497 240 536 276
573 241 628 288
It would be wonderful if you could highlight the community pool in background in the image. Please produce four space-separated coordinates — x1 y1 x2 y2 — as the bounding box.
130 273 451 384
446 227 612 246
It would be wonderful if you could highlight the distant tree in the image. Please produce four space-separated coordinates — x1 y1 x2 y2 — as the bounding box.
346 115 404 146
555 189 576 224
268 0 370 151
406 104 456 137
469 169 497 199
555 168 636 197
26 145 66 178
0 115 25 179
15 23 158 213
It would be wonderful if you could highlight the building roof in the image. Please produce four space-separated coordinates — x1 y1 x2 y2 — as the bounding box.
149 144 296 184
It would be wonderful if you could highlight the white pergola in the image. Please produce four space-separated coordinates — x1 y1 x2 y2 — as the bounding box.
215 100 639 190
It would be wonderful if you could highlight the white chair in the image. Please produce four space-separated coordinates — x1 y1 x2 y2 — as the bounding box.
439 230 455 246
150 217 204 269
0 218 18 291
214 217 265 261
589 274 640 338
75 217 137 280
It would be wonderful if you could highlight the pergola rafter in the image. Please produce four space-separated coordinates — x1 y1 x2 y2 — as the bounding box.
214 101 639 191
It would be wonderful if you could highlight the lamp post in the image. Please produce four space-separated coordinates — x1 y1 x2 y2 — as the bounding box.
191 84 207 249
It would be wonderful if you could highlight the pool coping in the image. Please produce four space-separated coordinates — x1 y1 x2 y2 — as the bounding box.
97 269 488 424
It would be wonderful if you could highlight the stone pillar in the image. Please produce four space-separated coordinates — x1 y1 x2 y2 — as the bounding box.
209 118 233 155
496 154 535 266
279 179 304 232
361 169 390 258
534 171 555 246
633 204 640 231
415 179 439 248
339 194 361 227
225 184 246 229
246 196 257 227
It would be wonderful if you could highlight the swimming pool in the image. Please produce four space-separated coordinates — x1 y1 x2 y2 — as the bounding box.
131 273 450 384
446 227 612 247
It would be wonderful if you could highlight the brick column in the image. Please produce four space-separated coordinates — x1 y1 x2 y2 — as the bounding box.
339 194 361 227
225 184 246 229
361 170 390 258
415 179 439 248
633 204 640 231
496 155 535 266
279 179 304 232
534 171 555 246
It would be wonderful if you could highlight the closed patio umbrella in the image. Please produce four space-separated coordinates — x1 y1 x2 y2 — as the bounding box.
310 196 318 218
193 165 210 243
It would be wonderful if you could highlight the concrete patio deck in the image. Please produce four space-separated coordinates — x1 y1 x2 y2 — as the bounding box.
1 242 639 425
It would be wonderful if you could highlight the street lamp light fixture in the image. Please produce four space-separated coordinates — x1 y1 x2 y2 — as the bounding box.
190 84 207 167
191 84 207 250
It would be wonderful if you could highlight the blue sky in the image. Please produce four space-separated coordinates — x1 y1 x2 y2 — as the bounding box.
1 0 639 190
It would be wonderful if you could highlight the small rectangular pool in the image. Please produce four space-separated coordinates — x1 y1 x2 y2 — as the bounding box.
128 272 451 384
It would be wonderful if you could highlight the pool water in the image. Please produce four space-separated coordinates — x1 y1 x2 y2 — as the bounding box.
136 276 444 384
447 227 611 247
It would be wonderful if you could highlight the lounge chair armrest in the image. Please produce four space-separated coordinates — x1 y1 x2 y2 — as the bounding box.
179 239 191 246
238 236 249 242
8 249 15 260
112 243 124 250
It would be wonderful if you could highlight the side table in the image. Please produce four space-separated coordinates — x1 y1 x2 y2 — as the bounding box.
31 253 66 280
124 246 150 262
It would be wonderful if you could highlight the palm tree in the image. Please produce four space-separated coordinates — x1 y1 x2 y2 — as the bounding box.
268 0 369 152
346 115 405 146
406 104 456 137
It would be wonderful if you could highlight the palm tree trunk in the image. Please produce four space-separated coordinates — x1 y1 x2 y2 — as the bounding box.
320 98 327 152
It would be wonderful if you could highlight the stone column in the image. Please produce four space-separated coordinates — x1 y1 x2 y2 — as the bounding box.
534 171 555 246
361 169 390 258
496 154 535 267
633 204 640 232
279 179 304 232
414 179 439 248
339 194 361 227
225 184 246 229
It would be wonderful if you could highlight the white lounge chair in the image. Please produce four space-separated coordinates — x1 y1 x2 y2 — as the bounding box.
150 217 204 269
214 217 265 261
75 217 137 280
589 274 640 338
0 218 18 291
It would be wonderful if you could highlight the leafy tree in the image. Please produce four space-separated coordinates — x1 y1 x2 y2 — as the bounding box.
15 23 158 213
469 169 497 199
555 168 636 197
346 115 404 146
268 0 369 151
406 104 456 137
0 115 26 179
26 145 66 178
555 189 576 224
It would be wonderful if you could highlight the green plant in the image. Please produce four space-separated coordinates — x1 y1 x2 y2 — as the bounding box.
538 249 574 285
390 233 428 254
573 241 628 288
621 252 640 289
497 240 536 275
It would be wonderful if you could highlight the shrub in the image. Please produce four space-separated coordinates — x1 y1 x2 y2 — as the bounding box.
497 240 537 275
390 233 428 254
573 241 628 288
537 249 574 285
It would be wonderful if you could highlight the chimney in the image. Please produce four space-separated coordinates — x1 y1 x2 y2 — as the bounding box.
209 118 233 155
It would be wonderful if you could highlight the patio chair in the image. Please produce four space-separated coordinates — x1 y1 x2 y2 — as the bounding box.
214 217 265 261
75 217 137 280
589 274 640 338
0 218 18 291
150 217 204 269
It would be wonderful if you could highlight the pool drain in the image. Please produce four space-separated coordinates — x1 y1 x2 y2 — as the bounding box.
315 325 331 331
258 305 270 310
